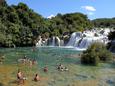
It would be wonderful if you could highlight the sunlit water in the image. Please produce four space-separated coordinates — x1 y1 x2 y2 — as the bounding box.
0 47 115 86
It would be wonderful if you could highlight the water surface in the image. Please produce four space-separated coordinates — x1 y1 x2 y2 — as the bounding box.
0 47 115 86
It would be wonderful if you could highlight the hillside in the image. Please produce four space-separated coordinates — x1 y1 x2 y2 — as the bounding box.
0 1 93 47
92 18 115 28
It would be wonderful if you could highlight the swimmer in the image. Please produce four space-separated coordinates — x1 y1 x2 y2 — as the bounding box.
43 66 48 72
34 74 40 81
17 69 26 84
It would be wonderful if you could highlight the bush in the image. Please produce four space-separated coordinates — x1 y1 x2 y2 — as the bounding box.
81 42 113 65
81 50 99 66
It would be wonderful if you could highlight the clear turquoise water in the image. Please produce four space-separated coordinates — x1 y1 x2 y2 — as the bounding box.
0 47 115 86
0 47 80 65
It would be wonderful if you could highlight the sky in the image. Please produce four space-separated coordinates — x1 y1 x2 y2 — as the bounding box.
7 0 115 20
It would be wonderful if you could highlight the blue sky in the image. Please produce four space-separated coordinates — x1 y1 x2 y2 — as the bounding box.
7 0 115 20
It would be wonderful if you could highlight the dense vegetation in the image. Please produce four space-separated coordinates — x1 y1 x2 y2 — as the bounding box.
0 1 45 47
107 31 115 50
81 42 113 65
49 13 93 36
92 18 115 28
0 0 93 47
108 31 115 41
0 0 115 47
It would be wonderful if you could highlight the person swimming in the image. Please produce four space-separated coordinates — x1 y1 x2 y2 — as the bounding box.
57 64 68 71
43 66 48 72
32 59 37 65
17 69 26 84
34 74 40 81
57 64 64 70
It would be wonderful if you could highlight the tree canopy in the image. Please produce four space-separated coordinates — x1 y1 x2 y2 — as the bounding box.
92 18 115 28
0 1 93 47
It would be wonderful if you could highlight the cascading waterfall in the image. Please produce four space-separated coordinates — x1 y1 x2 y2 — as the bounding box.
66 29 110 50
52 36 55 46
46 36 61 46
36 28 111 50
66 32 82 47
55 36 61 46
36 36 42 47
77 37 99 49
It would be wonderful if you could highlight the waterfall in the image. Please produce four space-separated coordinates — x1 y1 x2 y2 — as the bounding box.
52 36 55 46
66 32 82 47
55 36 61 46
36 36 42 47
47 36 61 46
66 30 110 50
36 28 111 50
77 37 98 49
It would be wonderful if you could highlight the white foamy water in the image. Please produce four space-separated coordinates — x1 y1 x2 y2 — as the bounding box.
36 29 111 51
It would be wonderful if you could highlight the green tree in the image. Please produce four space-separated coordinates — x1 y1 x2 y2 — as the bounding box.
81 42 113 66
0 0 94 47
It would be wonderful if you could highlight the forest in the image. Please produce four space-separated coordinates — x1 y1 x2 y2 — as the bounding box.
92 18 115 28
0 0 115 47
